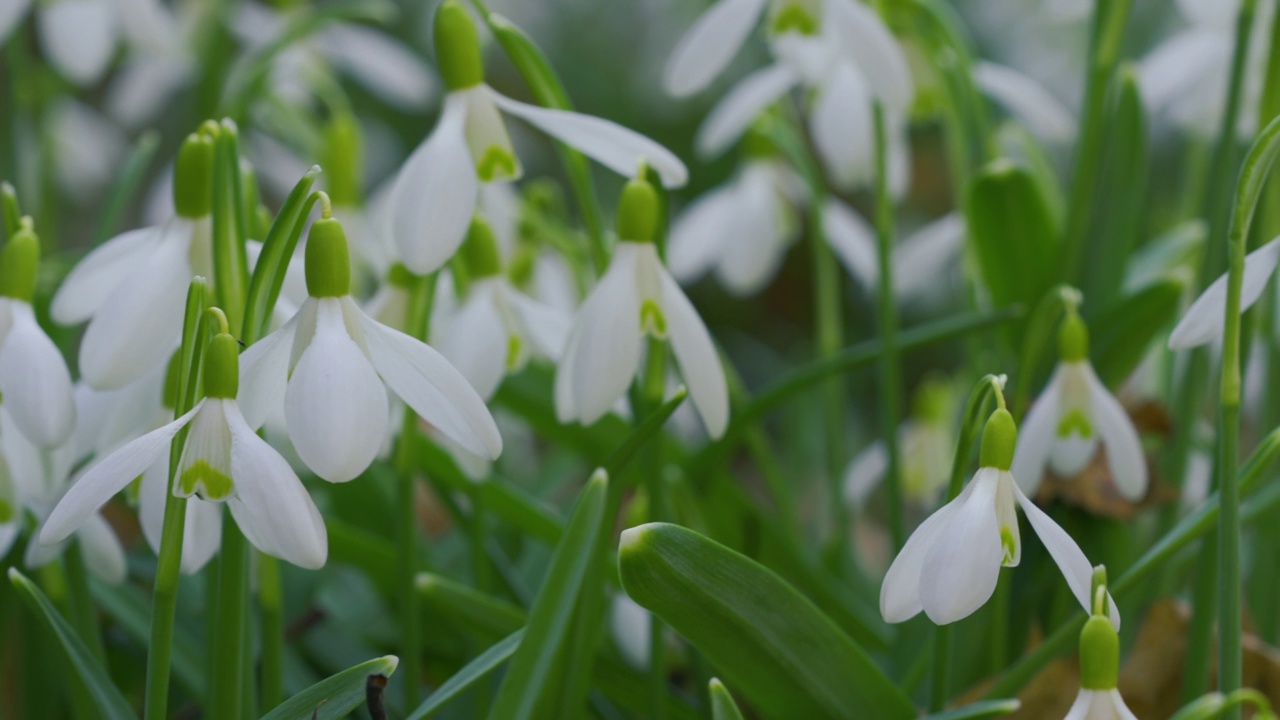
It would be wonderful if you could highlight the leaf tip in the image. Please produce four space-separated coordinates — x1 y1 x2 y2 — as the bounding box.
379 655 400 675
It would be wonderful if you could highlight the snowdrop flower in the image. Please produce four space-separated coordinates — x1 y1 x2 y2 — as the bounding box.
0 220 74 448
1169 235 1280 349
389 0 687 275
432 217 570 400
0 437 18 560
42 329 328 569
1139 0 1275 138
823 198 966 303
973 62 1078 143
844 378 955 509
1065 577 1138 720
51 131 215 390
1013 305 1147 500
687 0 913 195
556 176 729 437
880 402 1120 627
238 209 502 483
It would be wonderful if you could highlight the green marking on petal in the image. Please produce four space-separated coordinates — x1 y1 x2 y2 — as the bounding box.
180 460 234 500
1000 526 1018 566
1057 408 1094 439
476 146 519 183
506 335 523 372
640 299 667 338
770 4 818 35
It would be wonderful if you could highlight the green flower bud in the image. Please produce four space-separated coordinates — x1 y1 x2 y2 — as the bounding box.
616 176 660 244
305 218 352 298
979 408 1017 470
1078 615 1120 690
203 333 240 399
436 0 484 91
460 217 502 278
322 113 363 207
1059 311 1089 363
173 133 215 219
0 222 39 302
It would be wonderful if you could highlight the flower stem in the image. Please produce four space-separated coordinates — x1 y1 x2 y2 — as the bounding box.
641 337 668 720
210 522 250 720
257 554 284 713
872 102 905 552
62 544 106 665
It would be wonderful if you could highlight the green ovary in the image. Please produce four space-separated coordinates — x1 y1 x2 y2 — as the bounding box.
640 299 667 338
180 460 234 500
1057 409 1093 439
476 146 519 183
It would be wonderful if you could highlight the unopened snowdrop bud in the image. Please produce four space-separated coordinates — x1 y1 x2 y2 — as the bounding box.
460 217 502 279
305 216 352 298
980 408 1017 471
436 0 484 91
203 333 240 400
616 176 660 244
0 220 39 302
173 132 215 219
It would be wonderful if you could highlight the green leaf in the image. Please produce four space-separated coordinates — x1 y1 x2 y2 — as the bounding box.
260 654 398 720
965 159 1060 311
603 386 686 476
7 569 135 720
618 523 916 720
242 165 321 344
488 470 609 720
407 631 523 720
709 678 746 720
924 699 1022 719
1091 277 1185 387
90 579 207 701
211 119 250 336
417 572 525 638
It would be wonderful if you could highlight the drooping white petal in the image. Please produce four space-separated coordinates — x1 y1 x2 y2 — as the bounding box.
894 214 965 301
50 99 127 198
490 89 689 188
390 93 477 275
1014 481 1121 628
238 304 304 431
556 244 643 425
1011 370 1061 498
0 0 33 45
285 298 388 483
974 62 1077 142
507 288 571 361
36 0 117 85
694 64 797 159
1138 31 1223 132
920 468 1003 624
810 61 875 191
179 497 223 574
77 513 128 584
40 404 199 544
662 0 770 97
320 24 435 109
460 87 522 182
106 57 192 129
112 0 179 53
821 198 878 288
1085 365 1148 500
51 226 161 325
611 594 653 669
714 166 792 295
667 187 738 284
821 0 915 114
880 479 971 623
1169 236 1280 348
78 219 195 390
655 257 729 437
1062 689 1097 720
1178 0 1237 29
432 280 509 400
843 440 887 509
358 300 503 460
0 522 18 561
0 301 76 447
1049 430 1098 477
225 402 327 569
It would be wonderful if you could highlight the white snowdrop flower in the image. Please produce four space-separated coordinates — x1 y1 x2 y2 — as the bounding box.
432 218 570 400
0 220 75 448
556 177 729 437
1169 236 1280 349
238 211 502 483
973 62 1078 143
25 501 129 585
1065 689 1139 720
880 406 1120 627
389 0 687 276
844 379 955 509
51 132 216 391
1138 0 1275 138
49 99 128 199
42 331 328 569
1066 582 1137 720
1013 309 1147 500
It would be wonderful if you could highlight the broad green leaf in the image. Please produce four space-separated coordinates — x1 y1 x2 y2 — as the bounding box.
1091 278 1185 387
417 572 525 638
243 165 321 344
965 159 1059 311
618 523 916 720
407 631 522 720
7 569 135 720
709 678 746 720
260 655 398 720
924 699 1021 719
488 470 608 720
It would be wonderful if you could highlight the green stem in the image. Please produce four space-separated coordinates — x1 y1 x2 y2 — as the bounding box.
872 103 905 551
62 545 106 666
257 554 284 713
210 521 250 720
641 338 668 720
1183 535 1219 702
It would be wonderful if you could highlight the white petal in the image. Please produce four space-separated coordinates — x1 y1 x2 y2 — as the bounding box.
1169 236 1280 348
694 64 797 159
105 57 191 129
0 0 33 45
821 197 878 288
821 0 915 113
78 513 127 584
285 298 388 483
0 522 18 560
1085 364 1147 500
1014 481 1121 628
238 306 302 431
974 62 1077 142
52 226 161 325
556 245 643 425
1104 689 1139 720
656 260 729 437
432 281 509 400
26 523 67 570
0 302 76 447
36 0 117 85
662 0 769 97
713 168 792 294
810 61 875 190
1049 430 1098 477
880 479 969 623
667 187 737 283
321 24 435 109
490 90 689 188
611 593 653 669
920 468 1003 624
111 0 179 53
41 404 198 544
893 214 965 300
391 94 477 275
358 301 503 459
843 440 887 509
226 402 327 569
1011 370 1061 498
180 497 223 575
507 288 571 361
1063 689 1096 720
138 454 168 556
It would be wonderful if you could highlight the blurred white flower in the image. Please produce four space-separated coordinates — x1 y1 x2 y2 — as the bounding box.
823 198 966 303
1169 235 1280 349
973 61 1078 143
1064 689 1138 720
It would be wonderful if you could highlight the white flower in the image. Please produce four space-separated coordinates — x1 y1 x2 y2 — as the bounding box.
973 62 1077 143
1169 235 1280 349
25 504 129 585
1012 361 1147 500
389 0 687 276
239 216 503 483
1064 689 1138 720
844 420 953 510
